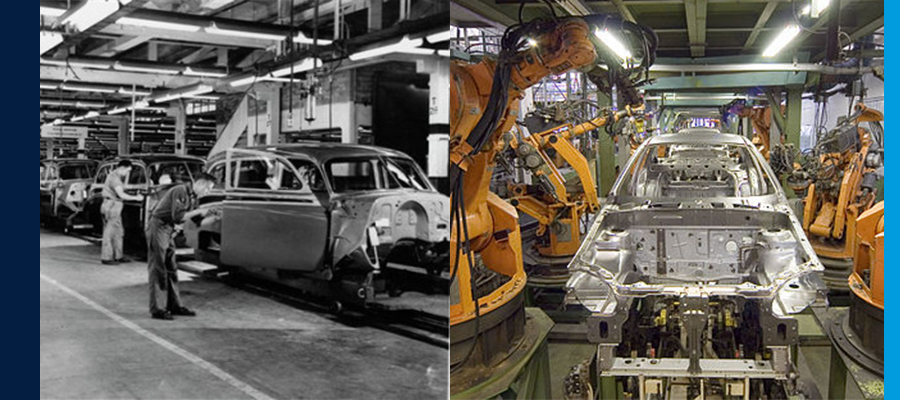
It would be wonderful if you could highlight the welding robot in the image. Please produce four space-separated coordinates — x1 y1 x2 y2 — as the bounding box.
448 14 657 398
788 104 884 293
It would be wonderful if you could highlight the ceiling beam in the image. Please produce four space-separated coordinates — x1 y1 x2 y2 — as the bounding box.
610 0 636 23
100 23 275 49
788 0 853 53
86 35 151 57
743 1 779 51
452 0 518 27
178 46 216 64
685 0 708 57
40 64 208 89
552 0 593 16
813 16 884 60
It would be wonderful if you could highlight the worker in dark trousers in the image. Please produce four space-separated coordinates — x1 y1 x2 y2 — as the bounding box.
147 173 215 321
101 160 144 265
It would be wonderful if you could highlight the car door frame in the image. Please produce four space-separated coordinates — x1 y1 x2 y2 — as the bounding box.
220 149 333 273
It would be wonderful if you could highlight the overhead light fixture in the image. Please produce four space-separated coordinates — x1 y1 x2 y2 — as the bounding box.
438 50 451 58
61 0 120 32
118 87 152 96
117 17 202 32
186 95 220 101
426 30 452 44
40 6 66 17
71 115 87 122
40 83 59 90
41 31 64 56
811 0 831 18
40 57 114 70
154 84 215 103
115 61 183 75
62 83 117 94
184 67 228 78
526 38 538 48
229 75 258 88
272 58 323 77
294 32 333 46
595 28 633 61
108 107 128 115
207 23 286 41
398 48 438 56
85 111 101 119
349 36 424 61
762 25 802 57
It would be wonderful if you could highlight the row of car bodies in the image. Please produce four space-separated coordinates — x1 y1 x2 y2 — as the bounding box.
41 143 450 307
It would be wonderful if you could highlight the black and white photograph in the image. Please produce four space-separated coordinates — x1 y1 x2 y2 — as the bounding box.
40 1 450 399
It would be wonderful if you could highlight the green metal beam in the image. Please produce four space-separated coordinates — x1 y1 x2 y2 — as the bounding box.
645 71 807 92
744 1 779 50
596 91 617 197
785 87 802 150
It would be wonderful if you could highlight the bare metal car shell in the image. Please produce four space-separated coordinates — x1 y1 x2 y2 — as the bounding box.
567 131 824 318
40 159 98 227
185 144 450 304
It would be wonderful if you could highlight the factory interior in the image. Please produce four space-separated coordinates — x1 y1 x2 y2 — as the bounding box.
40 1 885 400
447 0 884 399
41 1 450 399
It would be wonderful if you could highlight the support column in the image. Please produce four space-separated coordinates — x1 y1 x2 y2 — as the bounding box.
615 88 630 173
368 0 383 32
77 138 87 159
596 91 617 197
46 139 55 159
419 57 450 192
168 100 187 155
117 117 130 156
267 86 282 145
785 87 803 150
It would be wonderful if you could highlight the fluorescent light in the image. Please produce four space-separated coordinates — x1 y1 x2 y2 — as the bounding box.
40 6 66 17
117 17 202 32
109 107 128 115
118 88 152 96
397 48 438 56
115 62 182 75
41 31 64 56
186 95 220 101
763 25 802 57
40 83 59 90
62 0 120 32
438 50 451 58
71 115 86 122
40 58 114 70
85 111 100 119
155 84 214 103
185 67 228 78
63 84 117 94
271 58 323 77
426 30 452 44
594 28 632 61
294 32 333 45
207 23 286 41
812 0 831 18
229 75 258 88
349 36 424 61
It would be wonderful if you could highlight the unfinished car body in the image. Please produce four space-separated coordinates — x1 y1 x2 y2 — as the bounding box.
82 155 207 250
565 131 825 399
184 144 450 307
40 159 98 229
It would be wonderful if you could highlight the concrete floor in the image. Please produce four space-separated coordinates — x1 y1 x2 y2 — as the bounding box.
40 229 448 400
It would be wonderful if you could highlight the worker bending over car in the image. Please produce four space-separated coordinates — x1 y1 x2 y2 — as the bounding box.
146 173 215 321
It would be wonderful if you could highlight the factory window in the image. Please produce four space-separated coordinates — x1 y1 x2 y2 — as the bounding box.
328 159 380 193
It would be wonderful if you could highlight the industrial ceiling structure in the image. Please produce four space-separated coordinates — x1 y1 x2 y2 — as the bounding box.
451 0 884 59
40 0 448 157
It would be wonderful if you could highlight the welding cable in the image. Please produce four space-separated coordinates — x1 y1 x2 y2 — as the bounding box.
449 179 483 374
